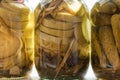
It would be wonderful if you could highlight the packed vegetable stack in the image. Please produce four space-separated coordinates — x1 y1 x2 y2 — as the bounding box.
0 0 33 77
0 0 29 30
35 0 90 79
91 0 120 78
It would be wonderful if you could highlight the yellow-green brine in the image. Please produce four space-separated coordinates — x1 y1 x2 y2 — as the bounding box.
91 0 120 79
0 0 34 78
35 0 90 79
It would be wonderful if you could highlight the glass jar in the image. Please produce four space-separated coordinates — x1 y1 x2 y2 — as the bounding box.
0 0 34 78
91 0 120 79
35 0 90 79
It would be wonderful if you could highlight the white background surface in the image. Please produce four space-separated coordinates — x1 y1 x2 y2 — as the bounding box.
83 0 98 11
28 0 98 79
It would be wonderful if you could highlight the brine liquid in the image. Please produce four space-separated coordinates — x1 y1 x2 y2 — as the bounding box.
0 2 34 77
91 26 120 79
91 0 120 79
35 0 90 80
35 25 90 79
35 10 90 79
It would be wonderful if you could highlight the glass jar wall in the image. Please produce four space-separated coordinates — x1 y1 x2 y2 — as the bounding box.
35 0 90 79
0 0 34 77
91 0 120 79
